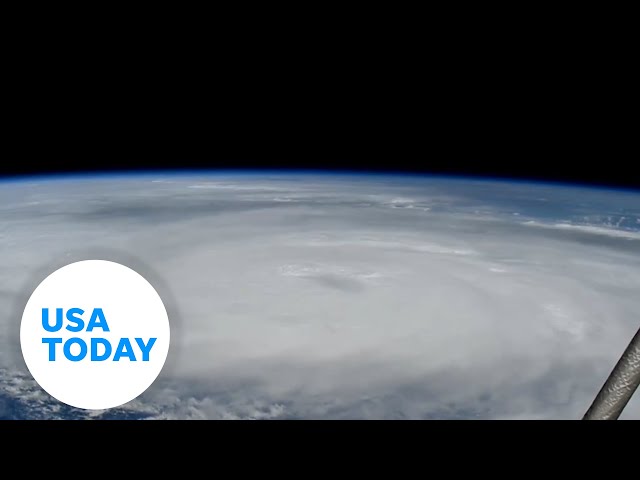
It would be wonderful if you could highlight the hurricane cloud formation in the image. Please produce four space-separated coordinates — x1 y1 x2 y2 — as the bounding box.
1 173 639 419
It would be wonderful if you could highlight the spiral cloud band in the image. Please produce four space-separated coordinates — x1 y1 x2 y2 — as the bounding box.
1 173 639 419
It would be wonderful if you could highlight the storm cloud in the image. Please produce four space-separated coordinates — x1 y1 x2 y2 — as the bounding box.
1 174 639 419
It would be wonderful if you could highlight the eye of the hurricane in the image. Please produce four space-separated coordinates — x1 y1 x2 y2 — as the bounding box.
1 172 639 419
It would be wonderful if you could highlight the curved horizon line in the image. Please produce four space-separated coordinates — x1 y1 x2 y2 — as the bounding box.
1 168 639 194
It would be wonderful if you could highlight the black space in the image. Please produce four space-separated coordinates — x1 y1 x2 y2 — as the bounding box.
3 30 637 190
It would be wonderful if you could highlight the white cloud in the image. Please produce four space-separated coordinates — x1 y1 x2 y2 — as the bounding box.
1 175 639 419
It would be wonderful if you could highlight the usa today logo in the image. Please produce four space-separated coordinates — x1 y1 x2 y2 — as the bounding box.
20 260 170 410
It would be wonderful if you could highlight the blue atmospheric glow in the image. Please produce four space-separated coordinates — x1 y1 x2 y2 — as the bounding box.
1 168 638 194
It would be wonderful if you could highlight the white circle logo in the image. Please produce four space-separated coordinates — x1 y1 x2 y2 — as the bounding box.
20 260 170 410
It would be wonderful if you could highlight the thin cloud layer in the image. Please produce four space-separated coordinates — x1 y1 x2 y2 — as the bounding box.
1 174 639 419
